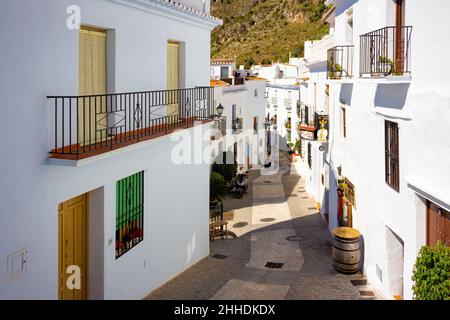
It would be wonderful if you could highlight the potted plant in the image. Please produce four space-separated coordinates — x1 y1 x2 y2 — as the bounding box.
379 56 394 76
329 62 343 79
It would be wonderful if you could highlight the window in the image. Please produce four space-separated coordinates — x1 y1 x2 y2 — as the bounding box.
385 120 399 191
254 89 258 97
116 171 144 259
253 117 258 134
341 107 347 138
220 66 229 79
307 142 312 169
232 104 237 132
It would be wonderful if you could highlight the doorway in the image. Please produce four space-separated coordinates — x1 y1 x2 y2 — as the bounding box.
385 227 404 299
58 194 88 300
427 200 450 246
79 26 107 146
395 0 405 73
167 41 180 119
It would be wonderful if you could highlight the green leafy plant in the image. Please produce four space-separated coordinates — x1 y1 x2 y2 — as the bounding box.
210 172 227 202
212 151 238 183
412 242 450 300
294 140 302 153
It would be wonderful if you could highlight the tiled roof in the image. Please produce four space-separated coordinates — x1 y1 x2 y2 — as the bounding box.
211 58 235 65
210 79 230 87
158 0 222 24
246 76 267 81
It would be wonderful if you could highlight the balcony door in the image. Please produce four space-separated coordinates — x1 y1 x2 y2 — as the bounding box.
79 26 107 147
167 41 180 120
395 0 405 73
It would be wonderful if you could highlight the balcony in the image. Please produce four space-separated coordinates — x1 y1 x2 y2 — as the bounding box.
327 45 354 80
48 87 214 160
298 104 316 131
220 77 245 86
360 26 412 77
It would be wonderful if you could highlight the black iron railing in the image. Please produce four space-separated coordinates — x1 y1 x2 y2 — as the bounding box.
48 87 214 159
327 45 354 79
360 26 412 77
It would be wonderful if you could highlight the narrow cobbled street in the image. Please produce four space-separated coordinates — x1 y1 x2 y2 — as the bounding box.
146 152 384 300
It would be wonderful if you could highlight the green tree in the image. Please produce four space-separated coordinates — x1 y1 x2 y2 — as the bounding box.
210 172 227 202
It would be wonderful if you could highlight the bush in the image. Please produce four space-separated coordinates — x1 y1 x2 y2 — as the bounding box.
212 151 238 183
210 172 227 202
412 242 450 300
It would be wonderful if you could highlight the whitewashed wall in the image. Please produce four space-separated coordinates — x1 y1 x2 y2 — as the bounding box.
213 80 266 169
327 0 450 300
0 0 215 299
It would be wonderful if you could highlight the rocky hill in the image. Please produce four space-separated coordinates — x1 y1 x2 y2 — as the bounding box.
211 0 330 67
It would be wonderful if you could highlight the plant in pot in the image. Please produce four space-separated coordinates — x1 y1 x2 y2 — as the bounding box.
329 62 343 79
379 56 394 76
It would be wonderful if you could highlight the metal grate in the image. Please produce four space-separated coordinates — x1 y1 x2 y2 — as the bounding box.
351 279 368 286
116 171 144 259
233 222 248 228
265 262 284 269
212 254 228 260
260 218 276 223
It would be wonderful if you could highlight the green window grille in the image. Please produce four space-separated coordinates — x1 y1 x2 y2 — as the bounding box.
116 171 144 259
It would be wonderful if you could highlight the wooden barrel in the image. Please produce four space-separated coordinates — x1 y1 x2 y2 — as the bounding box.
332 227 361 274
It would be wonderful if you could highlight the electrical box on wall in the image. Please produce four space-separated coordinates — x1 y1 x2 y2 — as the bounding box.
7 248 27 282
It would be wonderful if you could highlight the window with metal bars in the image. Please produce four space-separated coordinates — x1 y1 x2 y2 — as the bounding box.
385 121 399 191
116 171 144 259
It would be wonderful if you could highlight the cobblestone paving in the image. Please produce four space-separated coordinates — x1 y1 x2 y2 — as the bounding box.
146 152 385 300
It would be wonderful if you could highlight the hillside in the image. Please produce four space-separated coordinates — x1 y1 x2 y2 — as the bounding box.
211 0 330 67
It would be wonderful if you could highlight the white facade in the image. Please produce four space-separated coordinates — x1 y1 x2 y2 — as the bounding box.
212 80 267 170
0 0 220 299
305 0 450 300
266 85 300 151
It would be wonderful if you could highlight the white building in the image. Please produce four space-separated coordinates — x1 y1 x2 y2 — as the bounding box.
0 0 221 300
296 14 336 212
210 58 236 81
314 0 450 300
211 74 267 170
266 84 300 151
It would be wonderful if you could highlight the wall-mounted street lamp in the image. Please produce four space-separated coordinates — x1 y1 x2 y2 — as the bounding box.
216 103 224 118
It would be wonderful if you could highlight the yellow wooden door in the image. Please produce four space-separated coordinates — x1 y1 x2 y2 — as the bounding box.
167 42 180 120
79 27 107 146
58 194 88 300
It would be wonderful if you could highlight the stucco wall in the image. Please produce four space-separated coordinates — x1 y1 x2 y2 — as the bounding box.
325 0 450 300
0 0 213 299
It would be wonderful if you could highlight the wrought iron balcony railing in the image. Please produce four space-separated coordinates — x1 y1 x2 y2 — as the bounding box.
360 26 412 77
48 87 214 160
298 104 316 129
327 45 354 79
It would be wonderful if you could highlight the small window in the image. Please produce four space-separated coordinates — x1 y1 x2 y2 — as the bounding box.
341 107 347 138
254 89 258 97
385 120 399 191
307 142 312 169
253 117 258 134
116 171 144 259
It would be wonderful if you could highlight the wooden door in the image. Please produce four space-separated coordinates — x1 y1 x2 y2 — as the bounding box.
167 42 180 119
58 194 88 300
395 0 405 73
79 27 107 146
427 201 450 246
